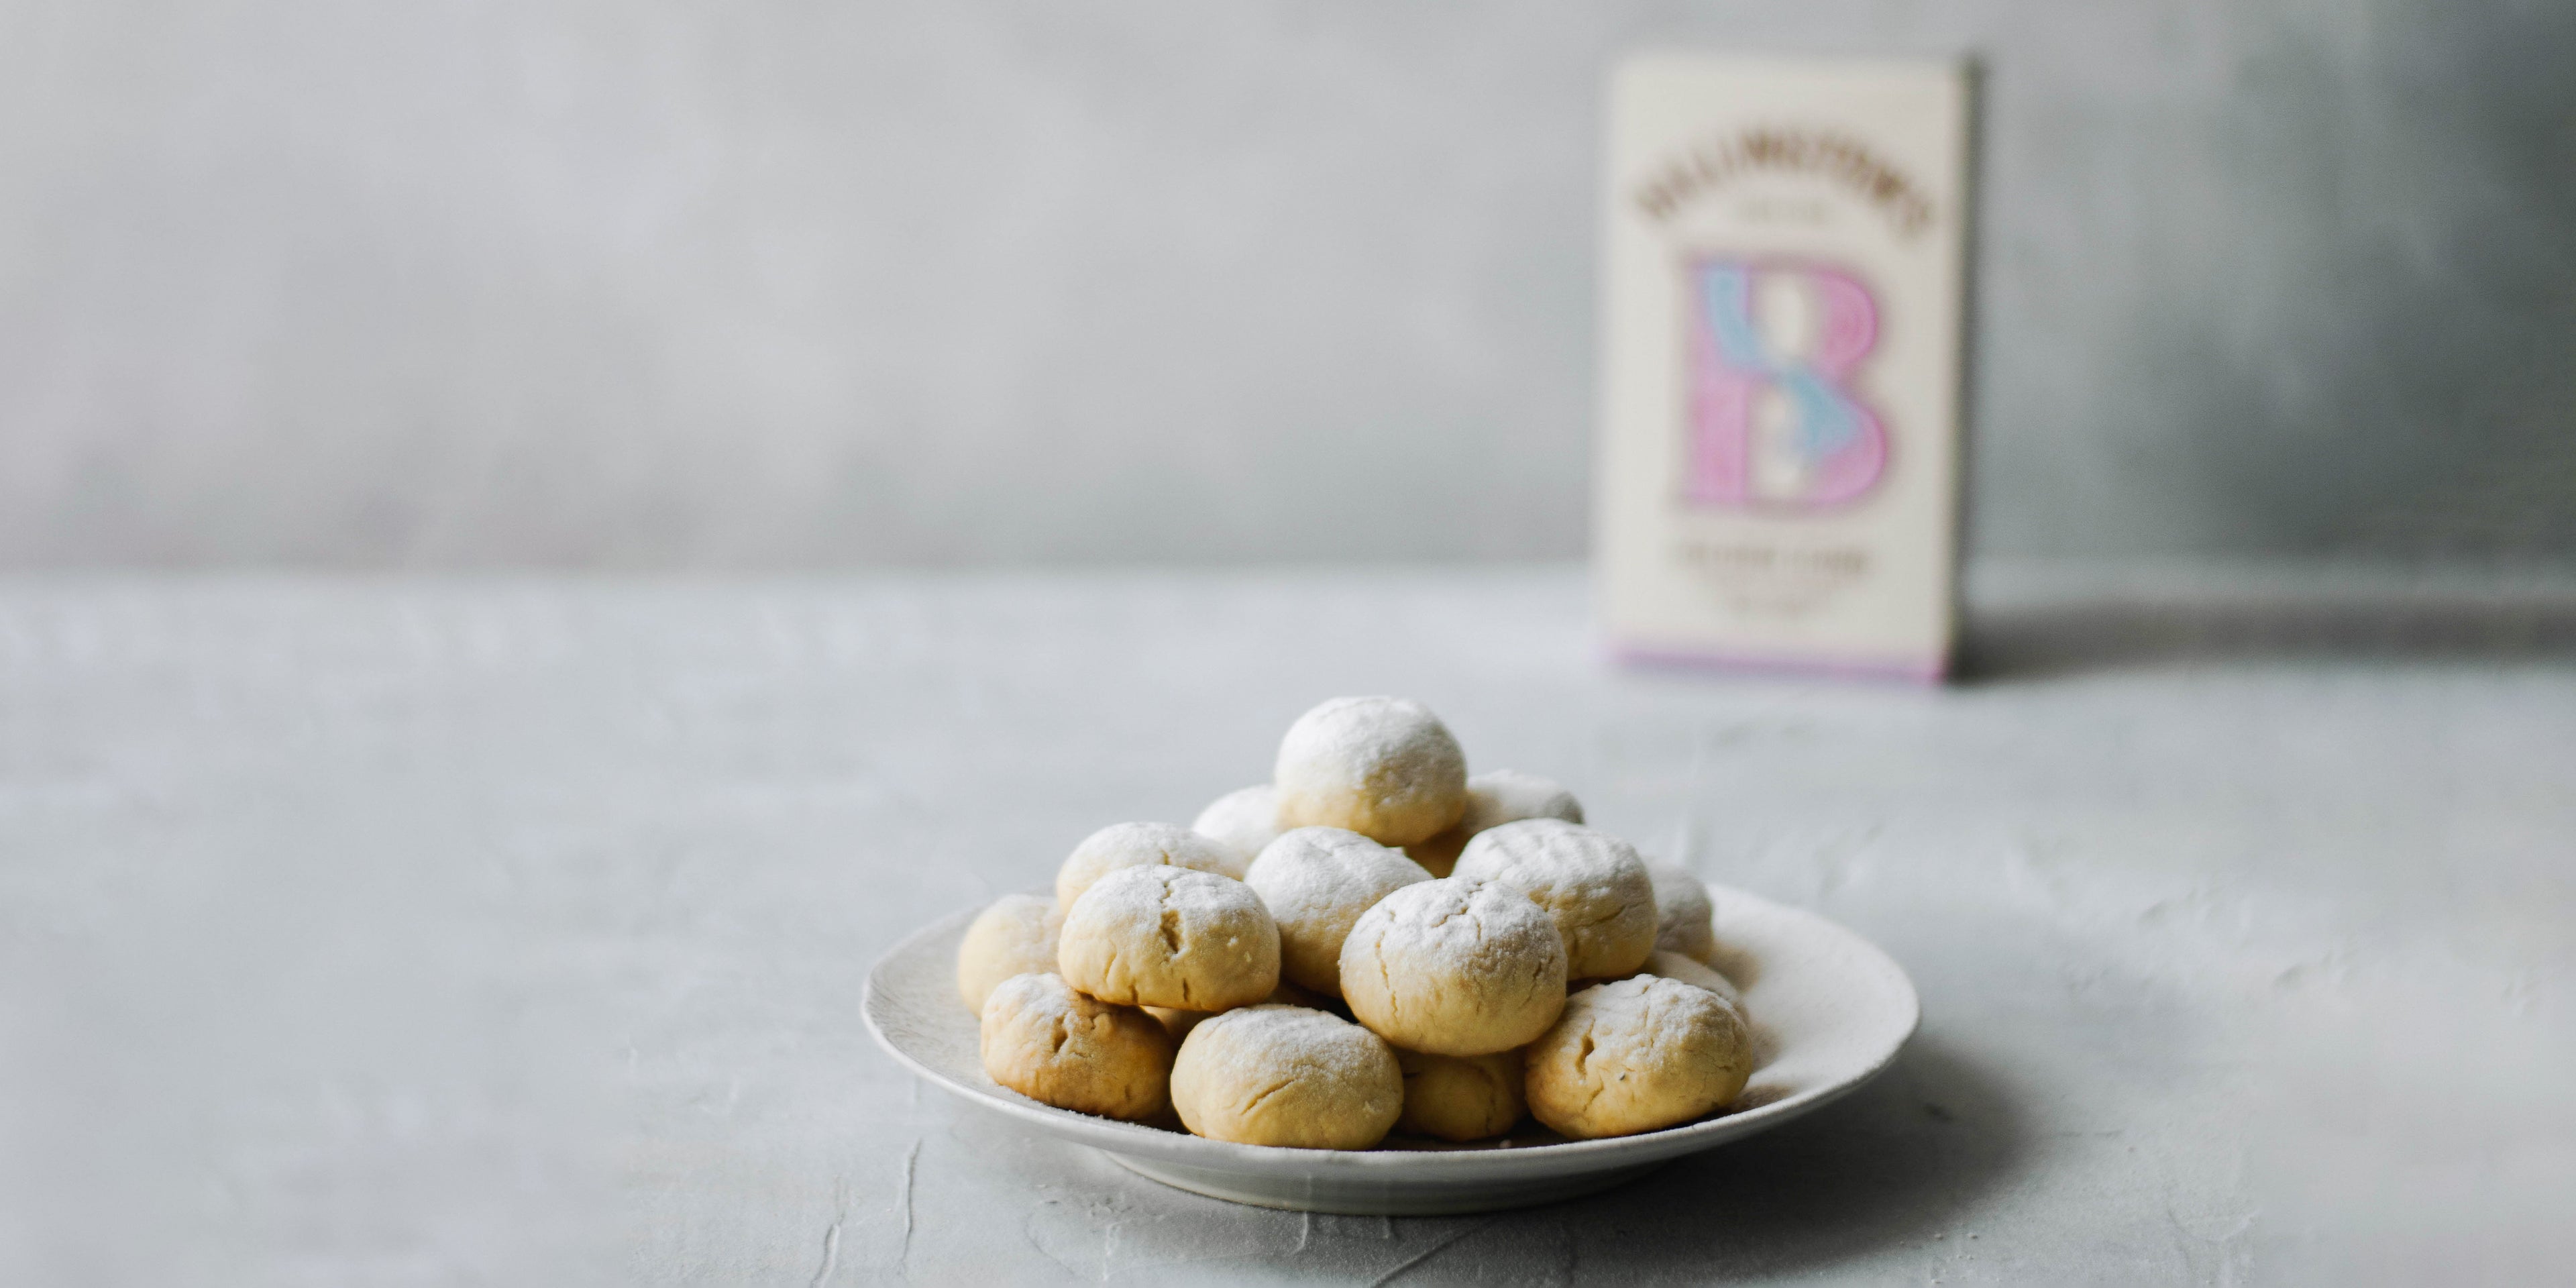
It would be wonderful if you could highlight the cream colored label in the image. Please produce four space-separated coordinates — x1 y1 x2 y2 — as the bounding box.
1596 55 1968 674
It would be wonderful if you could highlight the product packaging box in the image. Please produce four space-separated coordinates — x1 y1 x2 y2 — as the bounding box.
1596 54 1972 680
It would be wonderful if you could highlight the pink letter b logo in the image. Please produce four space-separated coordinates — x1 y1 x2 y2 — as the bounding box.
1683 258 1888 508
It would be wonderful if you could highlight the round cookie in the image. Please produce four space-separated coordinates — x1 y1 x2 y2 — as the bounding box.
1338 877 1568 1057
1170 1006 1403 1149
956 892 1063 1011
1191 785 1284 867
1242 826 1432 996
1524 975 1752 1140
1394 1048 1525 1142
1273 697 1468 847
979 972 1175 1122
1634 949 1742 1009
1646 861 1717 965
1453 818 1657 980
1407 769 1586 877
1056 821 1242 909
1058 865 1280 1011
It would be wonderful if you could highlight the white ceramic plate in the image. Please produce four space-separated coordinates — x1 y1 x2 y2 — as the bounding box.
861 881 1918 1215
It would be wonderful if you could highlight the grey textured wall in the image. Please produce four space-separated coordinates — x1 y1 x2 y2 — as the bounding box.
2 1 2571 569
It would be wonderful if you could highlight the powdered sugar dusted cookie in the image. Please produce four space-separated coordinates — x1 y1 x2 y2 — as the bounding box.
1170 1005 1403 1149
979 972 1175 1122
1274 697 1468 847
1242 826 1432 996
1454 818 1657 980
1191 785 1284 868
956 892 1062 1011
1058 865 1280 1011
1646 861 1717 965
1394 1048 1525 1142
1524 975 1752 1139
1338 877 1568 1057
1055 821 1242 910
1407 769 1585 877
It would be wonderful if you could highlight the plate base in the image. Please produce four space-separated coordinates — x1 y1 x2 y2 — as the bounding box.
1106 1150 1666 1215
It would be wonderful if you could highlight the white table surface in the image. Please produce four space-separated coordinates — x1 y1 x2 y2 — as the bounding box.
4 568 2571 1285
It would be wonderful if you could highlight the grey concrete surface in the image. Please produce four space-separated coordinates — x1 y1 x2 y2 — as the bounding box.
4 2 2574 569
3 566 2571 1284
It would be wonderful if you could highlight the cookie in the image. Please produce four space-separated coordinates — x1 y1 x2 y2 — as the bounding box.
1338 877 1568 1057
1191 784 1284 868
1274 697 1468 847
1169 1005 1403 1149
955 892 1063 1011
979 972 1174 1122
1393 1048 1525 1142
1645 861 1717 965
1523 975 1752 1139
1057 864 1280 1011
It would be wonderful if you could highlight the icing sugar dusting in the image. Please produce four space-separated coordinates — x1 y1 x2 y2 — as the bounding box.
1181 1005 1397 1098
1354 878 1566 984
1073 863 1264 934
1274 696 1465 804
1059 821 1241 905
1246 828 1431 924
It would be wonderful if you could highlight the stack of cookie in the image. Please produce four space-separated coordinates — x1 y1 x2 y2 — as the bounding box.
956 696 1752 1150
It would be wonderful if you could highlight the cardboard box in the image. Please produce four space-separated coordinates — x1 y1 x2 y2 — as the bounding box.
1596 55 1972 680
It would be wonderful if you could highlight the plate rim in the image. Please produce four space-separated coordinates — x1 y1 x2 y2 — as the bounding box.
861 880 1919 1177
